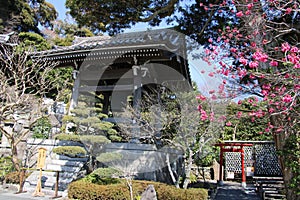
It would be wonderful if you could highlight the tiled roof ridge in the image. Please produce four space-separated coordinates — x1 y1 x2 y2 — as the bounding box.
34 28 181 55
72 35 111 44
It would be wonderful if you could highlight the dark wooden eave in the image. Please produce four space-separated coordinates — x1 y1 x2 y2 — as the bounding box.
32 28 191 83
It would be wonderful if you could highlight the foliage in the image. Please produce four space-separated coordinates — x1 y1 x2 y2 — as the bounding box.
4 171 30 184
117 87 222 189
31 117 51 139
42 20 95 47
222 98 273 141
17 32 74 100
65 0 179 35
54 133 81 142
90 167 122 178
52 146 87 158
0 157 14 181
82 167 122 185
68 179 208 200
281 133 300 195
80 135 111 145
19 32 51 51
192 0 299 198
65 93 120 141
53 20 94 38
194 146 218 168
96 152 123 164
0 0 57 33
44 67 73 101
80 135 111 156
0 37 61 176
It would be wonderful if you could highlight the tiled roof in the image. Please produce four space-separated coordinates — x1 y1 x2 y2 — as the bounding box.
36 28 186 56
33 28 191 83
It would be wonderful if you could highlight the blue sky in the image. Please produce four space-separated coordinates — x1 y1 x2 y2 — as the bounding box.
47 0 68 20
46 0 220 95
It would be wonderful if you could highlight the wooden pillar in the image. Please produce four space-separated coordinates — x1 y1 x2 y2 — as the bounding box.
132 64 142 141
102 92 110 115
241 147 246 188
154 89 162 147
50 171 62 199
68 70 80 114
219 146 224 185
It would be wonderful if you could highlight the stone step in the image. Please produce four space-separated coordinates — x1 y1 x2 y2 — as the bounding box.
45 164 83 172
25 177 73 191
26 176 73 187
53 154 88 162
26 171 77 181
47 159 86 167
27 138 84 147
26 169 84 186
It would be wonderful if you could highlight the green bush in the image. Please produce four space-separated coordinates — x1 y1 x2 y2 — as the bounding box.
0 157 13 179
82 167 122 184
91 167 121 178
96 152 123 163
54 134 81 142
4 171 30 184
68 179 208 200
80 135 111 144
31 117 51 139
53 146 87 158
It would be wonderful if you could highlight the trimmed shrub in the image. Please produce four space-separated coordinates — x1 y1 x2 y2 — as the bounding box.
4 171 30 184
96 152 123 163
91 167 121 178
68 179 208 200
53 146 87 158
82 167 122 184
80 135 110 143
54 134 81 142
0 157 13 180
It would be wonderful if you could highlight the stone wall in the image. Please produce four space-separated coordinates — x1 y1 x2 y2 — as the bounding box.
101 143 183 184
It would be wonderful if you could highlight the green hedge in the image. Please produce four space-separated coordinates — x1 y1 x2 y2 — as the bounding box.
53 146 87 158
68 179 208 200
81 167 122 184
54 134 81 142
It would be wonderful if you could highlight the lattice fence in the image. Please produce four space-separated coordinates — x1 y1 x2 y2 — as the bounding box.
224 142 282 178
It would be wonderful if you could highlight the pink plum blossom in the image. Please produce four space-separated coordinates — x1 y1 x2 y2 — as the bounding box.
236 11 244 17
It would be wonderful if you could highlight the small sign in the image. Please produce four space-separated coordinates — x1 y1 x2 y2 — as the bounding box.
33 147 47 197
246 167 254 177
37 147 47 169
226 172 235 179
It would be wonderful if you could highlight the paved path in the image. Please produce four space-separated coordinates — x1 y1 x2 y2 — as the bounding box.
0 187 66 200
0 181 260 200
214 181 261 200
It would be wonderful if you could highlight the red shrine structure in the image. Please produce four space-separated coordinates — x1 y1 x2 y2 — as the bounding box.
215 142 253 187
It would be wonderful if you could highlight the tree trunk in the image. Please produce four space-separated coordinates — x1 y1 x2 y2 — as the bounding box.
166 153 180 188
271 116 300 200
126 176 133 200
11 142 20 172
17 169 26 193
11 142 25 193
183 149 193 189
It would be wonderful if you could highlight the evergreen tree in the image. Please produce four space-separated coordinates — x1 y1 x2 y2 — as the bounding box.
64 93 120 142
0 0 57 34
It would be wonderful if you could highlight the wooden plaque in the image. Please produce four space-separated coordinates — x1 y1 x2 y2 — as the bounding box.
37 147 47 169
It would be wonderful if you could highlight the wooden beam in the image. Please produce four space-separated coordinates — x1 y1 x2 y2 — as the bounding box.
79 85 133 92
80 68 132 80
